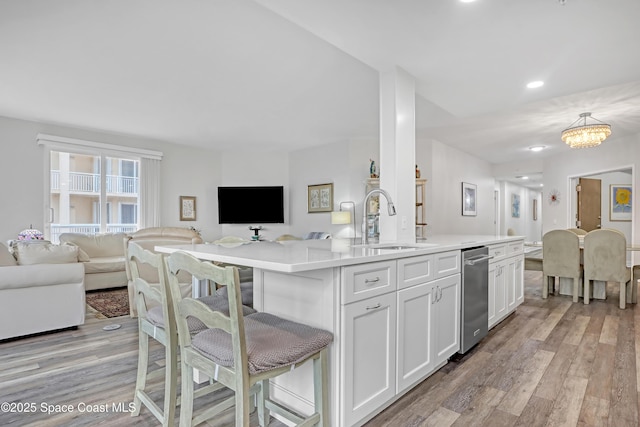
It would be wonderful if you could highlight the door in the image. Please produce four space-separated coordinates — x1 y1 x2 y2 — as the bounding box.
433 274 460 365
343 292 397 427
397 282 433 393
577 177 601 231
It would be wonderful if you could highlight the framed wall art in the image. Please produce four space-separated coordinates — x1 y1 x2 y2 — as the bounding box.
308 183 333 213
180 196 197 221
610 184 632 221
512 193 520 218
461 182 477 216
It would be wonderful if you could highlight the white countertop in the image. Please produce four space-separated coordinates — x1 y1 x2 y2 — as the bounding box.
155 234 524 273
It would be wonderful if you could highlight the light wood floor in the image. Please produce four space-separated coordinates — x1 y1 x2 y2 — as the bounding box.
1 271 638 426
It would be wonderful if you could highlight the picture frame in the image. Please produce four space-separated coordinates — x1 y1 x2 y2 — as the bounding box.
461 182 477 216
610 184 632 221
512 193 520 218
180 196 197 221
308 183 333 213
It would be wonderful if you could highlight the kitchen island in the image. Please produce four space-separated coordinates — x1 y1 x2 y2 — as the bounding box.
156 234 524 426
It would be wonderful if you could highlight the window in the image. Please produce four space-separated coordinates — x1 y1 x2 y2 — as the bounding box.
121 203 137 224
49 151 139 242
38 133 163 243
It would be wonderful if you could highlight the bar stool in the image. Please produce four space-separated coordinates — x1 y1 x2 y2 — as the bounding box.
127 242 256 426
165 250 333 427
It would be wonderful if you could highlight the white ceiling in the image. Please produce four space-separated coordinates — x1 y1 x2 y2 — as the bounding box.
2 0 640 189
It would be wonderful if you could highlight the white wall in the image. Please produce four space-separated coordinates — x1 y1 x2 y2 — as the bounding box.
568 170 632 240
423 139 495 235
498 181 542 242
217 151 290 241
288 139 378 241
543 133 640 249
0 116 225 243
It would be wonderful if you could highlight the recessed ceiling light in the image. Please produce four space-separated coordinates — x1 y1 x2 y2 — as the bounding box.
460 0 476 3
529 145 546 152
526 80 544 89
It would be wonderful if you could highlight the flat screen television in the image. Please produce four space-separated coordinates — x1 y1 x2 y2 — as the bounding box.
218 186 285 224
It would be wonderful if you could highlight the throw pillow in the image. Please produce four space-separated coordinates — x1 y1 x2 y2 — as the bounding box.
14 242 79 265
0 243 17 266
64 243 91 262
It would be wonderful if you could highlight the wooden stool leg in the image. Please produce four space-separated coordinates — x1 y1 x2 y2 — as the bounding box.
179 363 195 427
162 343 177 426
314 349 329 426
257 379 270 427
132 328 149 417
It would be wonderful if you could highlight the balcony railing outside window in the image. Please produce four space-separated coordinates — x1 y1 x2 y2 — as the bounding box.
49 224 138 244
51 171 138 194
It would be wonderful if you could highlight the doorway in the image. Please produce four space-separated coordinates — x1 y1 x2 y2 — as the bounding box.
570 167 634 262
576 177 601 231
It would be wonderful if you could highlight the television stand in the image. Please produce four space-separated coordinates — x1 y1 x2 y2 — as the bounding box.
249 226 263 241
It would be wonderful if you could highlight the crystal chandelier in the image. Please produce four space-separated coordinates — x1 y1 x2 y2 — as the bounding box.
561 112 611 148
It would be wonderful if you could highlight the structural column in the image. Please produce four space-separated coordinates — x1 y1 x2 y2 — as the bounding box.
379 66 416 242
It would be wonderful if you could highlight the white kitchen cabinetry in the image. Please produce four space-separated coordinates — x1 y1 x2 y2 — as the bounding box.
396 251 460 394
343 292 397 427
488 241 524 329
343 251 460 426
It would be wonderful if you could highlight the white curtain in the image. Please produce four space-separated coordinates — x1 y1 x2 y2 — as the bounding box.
140 157 161 228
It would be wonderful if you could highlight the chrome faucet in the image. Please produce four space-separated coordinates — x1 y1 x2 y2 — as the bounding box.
362 188 397 245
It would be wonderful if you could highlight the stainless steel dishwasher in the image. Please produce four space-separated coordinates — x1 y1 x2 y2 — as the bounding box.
459 246 492 354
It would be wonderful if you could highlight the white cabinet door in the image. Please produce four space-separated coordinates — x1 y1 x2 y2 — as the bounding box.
396 282 434 393
506 257 517 312
514 255 524 306
342 292 397 427
488 260 507 329
433 274 461 366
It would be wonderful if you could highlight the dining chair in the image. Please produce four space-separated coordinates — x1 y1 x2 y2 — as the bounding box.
583 228 632 309
542 229 583 302
567 228 588 235
165 250 334 427
127 242 256 426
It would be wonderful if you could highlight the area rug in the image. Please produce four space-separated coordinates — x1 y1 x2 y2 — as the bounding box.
85 288 129 318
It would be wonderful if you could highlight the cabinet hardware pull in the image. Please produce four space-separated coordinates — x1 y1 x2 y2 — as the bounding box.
364 277 380 284
366 303 381 310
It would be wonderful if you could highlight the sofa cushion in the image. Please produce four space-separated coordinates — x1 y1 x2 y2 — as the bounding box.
0 263 85 290
0 243 17 266
59 233 128 258
63 243 91 262
82 256 126 274
14 242 79 265
130 227 202 243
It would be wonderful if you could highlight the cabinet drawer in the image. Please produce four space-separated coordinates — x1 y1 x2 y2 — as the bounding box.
488 244 506 262
398 255 434 290
434 250 461 278
342 261 397 304
507 241 524 256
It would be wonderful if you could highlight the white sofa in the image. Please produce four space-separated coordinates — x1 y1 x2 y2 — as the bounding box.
0 242 85 340
125 227 203 317
59 232 129 291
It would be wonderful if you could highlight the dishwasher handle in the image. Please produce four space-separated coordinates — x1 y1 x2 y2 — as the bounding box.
464 254 493 266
